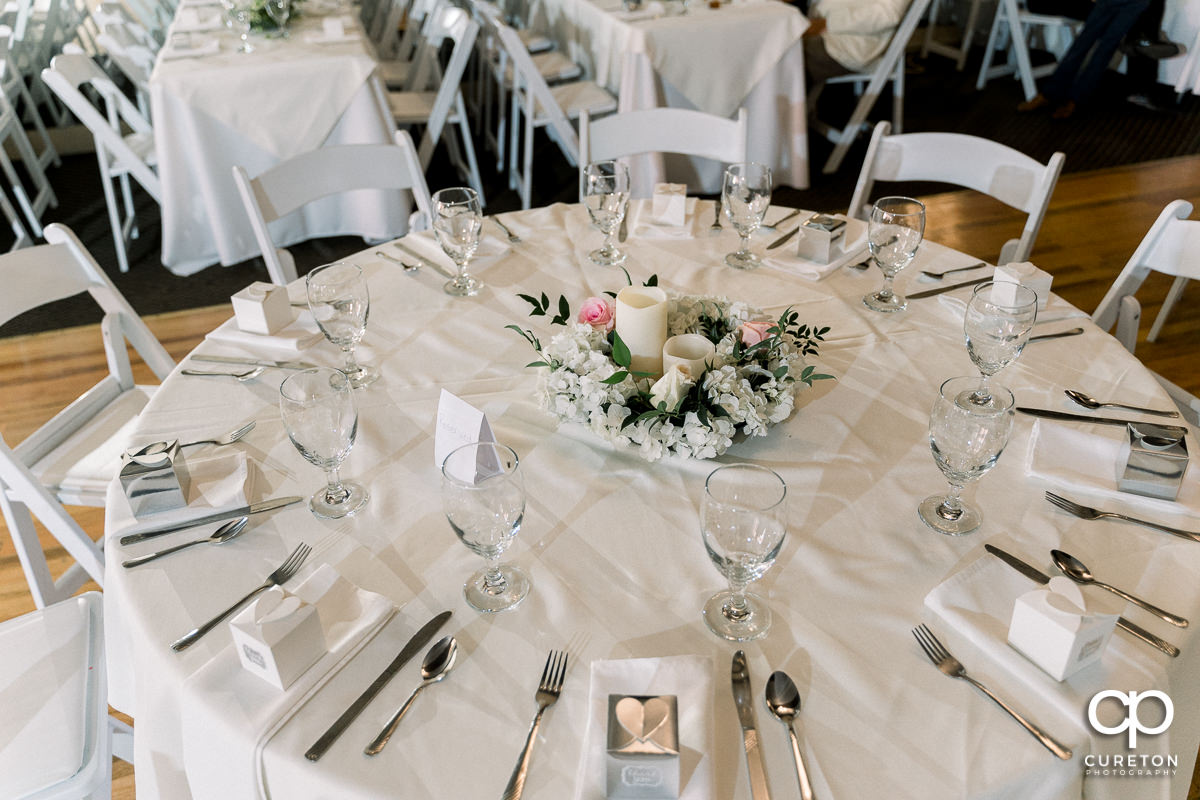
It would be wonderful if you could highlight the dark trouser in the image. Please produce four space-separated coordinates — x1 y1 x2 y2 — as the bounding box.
1042 0 1150 103
1027 0 1092 20
804 35 853 86
1127 0 1166 87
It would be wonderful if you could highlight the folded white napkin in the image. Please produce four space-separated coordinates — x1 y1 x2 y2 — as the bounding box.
761 215 868 281
630 196 699 239
1025 419 1200 518
174 8 224 31
938 291 1089 326
160 36 220 59
573 655 713 800
180 564 396 800
115 449 249 527
205 312 324 355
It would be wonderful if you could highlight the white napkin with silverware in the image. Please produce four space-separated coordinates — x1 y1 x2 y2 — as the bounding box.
573 655 714 800
761 216 867 281
205 311 324 355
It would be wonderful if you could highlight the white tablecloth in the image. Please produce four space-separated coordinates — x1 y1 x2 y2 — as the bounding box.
151 6 409 274
522 0 810 192
105 202 1199 798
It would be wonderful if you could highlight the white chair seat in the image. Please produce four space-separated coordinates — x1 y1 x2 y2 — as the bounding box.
502 50 581 83
518 28 552 53
378 57 410 87
388 90 458 123
547 80 617 119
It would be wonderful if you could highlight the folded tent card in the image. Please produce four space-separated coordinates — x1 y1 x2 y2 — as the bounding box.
649 184 687 228
1007 576 1118 681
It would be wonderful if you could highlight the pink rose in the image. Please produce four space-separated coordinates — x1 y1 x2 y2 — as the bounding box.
740 320 774 346
578 296 615 332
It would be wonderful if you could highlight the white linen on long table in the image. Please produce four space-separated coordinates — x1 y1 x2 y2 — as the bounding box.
150 7 409 274
105 202 1199 798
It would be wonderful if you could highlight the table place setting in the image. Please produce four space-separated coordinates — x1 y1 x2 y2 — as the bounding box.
627 185 702 239
761 212 869 282
160 32 222 60
303 15 360 43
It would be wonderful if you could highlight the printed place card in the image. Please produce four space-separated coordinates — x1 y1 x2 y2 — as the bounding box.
435 390 495 473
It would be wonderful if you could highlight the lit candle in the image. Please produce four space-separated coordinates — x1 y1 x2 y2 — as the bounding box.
662 333 715 379
615 286 668 378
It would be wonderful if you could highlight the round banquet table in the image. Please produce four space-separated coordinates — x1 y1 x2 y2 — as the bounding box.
104 202 1200 799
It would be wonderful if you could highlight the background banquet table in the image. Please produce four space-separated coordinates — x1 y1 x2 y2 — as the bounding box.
517 0 810 193
105 202 1199 798
150 3 408 274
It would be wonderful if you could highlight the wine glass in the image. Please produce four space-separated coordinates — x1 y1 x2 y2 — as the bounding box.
264 0 291 36
581 160 630 267
432 187 484 296
441 441 529 612
306 261 379 388
863 196 925 312
918 376 1015 536
279 367 369 519
721 162 772 270
700 463 787 641
962 281 1038 407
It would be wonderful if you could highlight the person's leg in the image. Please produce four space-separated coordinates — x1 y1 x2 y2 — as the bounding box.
1066 0 1150 103
804 34 853 87
1040 0 1122 101
1026 0 1091 20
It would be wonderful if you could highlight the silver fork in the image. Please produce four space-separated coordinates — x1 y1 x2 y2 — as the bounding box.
181 367 265 382
912 624 1072 760
709 200 723 232
501 650 568 800
180 420 256 448
1044 491 1200 543
493 216 522 244
170 542 312 651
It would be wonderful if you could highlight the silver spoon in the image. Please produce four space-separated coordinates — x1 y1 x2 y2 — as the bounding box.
181 367 265 382
1051 549 1188 628
121 517 249 568
765 670 815 800
365 635 458 755
1064 389 1180 418
374 250 419 273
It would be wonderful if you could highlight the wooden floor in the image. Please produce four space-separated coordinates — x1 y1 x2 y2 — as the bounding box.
0 156 1197 799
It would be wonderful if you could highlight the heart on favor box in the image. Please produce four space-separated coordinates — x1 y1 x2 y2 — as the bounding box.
615 696 671 745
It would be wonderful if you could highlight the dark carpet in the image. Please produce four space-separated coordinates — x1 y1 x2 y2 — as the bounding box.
3 41 1197 337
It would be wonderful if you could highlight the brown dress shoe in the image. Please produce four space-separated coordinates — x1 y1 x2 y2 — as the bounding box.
1051 100 1076 120
1017 93 1050 112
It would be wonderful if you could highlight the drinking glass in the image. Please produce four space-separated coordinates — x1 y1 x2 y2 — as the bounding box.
581 160 630 267
721 162 772 270
919 376 1015 536
441 442 529 612
432 187 484 296
700 463 787 641
306 261 378 388
962 281 1038 407
863 196 925 312
279 367 369 519
264 0 291 36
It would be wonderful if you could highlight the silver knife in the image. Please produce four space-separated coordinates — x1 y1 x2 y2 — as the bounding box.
191 355 316 370
763 207 803 231
393 242 454 279
985 545 1180 657
1027 327 1085 343
118 496 303 545
906 275 992 299
1016 408 1188 438
766 226 800 250
732 650 773 800
305 610 453 761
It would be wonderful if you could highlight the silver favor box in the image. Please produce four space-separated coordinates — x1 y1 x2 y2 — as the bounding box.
1117 422 1189 501
606 694 679 799
795 214 847 264
119 440 187 516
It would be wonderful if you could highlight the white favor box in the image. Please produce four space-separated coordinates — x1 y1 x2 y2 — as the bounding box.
230 586 325 690
232 282 293 335
1007 577 1117 681
994 261 1052 311
650 183 687 227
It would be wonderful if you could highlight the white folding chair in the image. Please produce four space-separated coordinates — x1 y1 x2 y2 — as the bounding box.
1093 200 1200 369
42 52 160 273
0 25 59 176
95 22 155 117
386 4 487 203
0 179 31 249
0 86 55 235
811 0 932 174
376 0 439 88
848 121 1064 265
232 130 434 285
921 0 984 70
0 223 174 608
579 106 747 197
495 20 616 209
0 593 134 800
976 0 1081 100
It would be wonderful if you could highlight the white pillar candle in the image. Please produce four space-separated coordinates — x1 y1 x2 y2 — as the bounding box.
662 333 715 379
615 286 668 378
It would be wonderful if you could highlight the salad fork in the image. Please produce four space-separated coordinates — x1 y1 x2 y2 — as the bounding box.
502 650 568 800
1044 491 1200 543
710 200 723 232
493 216 522 244
912 624 1072 760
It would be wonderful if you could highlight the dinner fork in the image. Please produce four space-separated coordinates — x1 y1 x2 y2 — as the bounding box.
501 650 568 800
709 200 723 232
912 624 1072 760
170 542 311 651
179 420 256 448
181 367 265 382
493 216 522 244
1044 491 1200 543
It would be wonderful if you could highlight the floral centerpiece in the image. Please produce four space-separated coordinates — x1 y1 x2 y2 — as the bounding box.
506 275 832 461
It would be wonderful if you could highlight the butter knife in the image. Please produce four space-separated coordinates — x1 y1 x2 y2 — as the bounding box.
985 545 1180 657
191 355 316 370
1016 408 1188 439
393 242 454 279
305 610 453 761
1027 327 1085 343
732 650 773 800
766 226 800 250
763 207 803 231
118 496 302 545
906 275 992 299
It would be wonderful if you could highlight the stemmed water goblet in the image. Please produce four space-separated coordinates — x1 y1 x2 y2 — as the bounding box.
721 162 772 270
433 187 484 296
441 441 529 612
581 160 630 267
863 196 925 312
279 367 370 520
700 463 788 641
919 376 1015 536
962 281 1038 407
264 0 291 36
306 261 378 388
